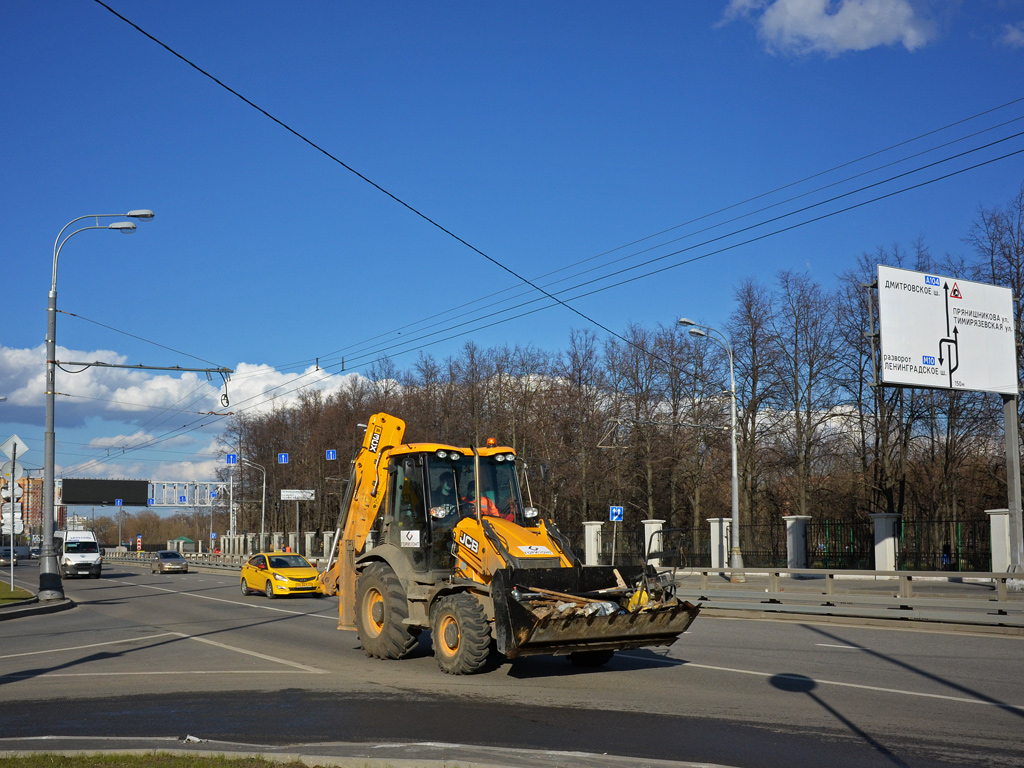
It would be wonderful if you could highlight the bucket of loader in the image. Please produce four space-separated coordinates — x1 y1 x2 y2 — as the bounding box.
491 566 700 659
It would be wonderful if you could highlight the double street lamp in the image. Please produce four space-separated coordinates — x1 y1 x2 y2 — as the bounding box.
40 211 154 601
679 318 745 582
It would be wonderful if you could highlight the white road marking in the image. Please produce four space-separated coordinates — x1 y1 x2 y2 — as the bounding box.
120 578 338 620
0 632 178 660
621 653 1024 711
1 670 318 679
168 630 325 672
816 643 862 650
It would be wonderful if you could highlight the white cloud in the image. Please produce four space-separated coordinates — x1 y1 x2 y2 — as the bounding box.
1001 22 1024 48
724 0 936 55
1 343 369 482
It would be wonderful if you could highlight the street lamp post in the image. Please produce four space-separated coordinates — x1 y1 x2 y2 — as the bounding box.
241 458 266 552
679 318 745 583
41 211 154 601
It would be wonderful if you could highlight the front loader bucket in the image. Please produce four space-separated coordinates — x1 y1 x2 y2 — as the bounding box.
491 566 700 659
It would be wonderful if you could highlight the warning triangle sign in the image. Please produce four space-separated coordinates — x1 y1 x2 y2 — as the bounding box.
950 282 963 299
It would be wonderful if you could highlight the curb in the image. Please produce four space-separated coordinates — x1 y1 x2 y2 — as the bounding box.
0 595 75 621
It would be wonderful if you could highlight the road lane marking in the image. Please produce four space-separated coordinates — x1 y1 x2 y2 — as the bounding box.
816 643 862 650
0 632 178 660
0 670 319 679
622 653 1024 711
168 630 326 672
119 578 338 620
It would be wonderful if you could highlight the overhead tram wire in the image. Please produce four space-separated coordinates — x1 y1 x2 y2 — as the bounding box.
248 109 1024 378
77 4 1024 466
109 138 1024 464
93 1 633 352
75 131 1024 473
95 1 1024 385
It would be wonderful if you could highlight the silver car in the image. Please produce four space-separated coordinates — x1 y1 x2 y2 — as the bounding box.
0 547 17 566
150 550 189 574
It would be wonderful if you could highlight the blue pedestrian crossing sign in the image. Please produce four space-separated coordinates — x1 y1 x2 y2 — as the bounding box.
278 453 289 464
609 505 623 522
326 449 337 461
226 453 237 465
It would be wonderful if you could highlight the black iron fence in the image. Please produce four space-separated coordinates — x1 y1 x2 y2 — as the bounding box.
897 519 991 572
591 517 995 573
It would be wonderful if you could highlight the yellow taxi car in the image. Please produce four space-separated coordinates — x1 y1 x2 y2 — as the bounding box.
240 551 322 598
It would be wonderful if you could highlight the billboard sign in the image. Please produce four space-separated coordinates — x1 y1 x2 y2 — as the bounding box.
877 265 1018 394
281 489 314 501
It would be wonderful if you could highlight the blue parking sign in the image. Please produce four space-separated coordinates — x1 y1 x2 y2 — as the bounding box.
609 505 623 522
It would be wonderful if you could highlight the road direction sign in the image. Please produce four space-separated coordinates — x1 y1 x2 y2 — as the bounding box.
2 521 24 535
609 505 623 522
877 265 1017 394
278 453 289 464
326 449 337 461
2 503 23 516
226 453 237 465
179 495 187 504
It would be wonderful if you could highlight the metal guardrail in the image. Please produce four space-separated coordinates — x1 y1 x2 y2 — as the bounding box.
105 554 1024 630
666 567 1024 630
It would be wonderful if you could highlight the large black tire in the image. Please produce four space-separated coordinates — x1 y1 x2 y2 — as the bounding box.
240 578 250 596
567 649 615 668
430 593 491 675
265 580 275 599
355 563 418 660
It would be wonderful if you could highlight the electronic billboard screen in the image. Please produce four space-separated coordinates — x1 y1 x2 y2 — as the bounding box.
60 479 150 506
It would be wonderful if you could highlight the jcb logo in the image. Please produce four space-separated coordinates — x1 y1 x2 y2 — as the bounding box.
368 427 382 453
458 531 480 554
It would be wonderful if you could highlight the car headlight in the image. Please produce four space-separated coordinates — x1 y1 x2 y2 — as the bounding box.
273 573 288 582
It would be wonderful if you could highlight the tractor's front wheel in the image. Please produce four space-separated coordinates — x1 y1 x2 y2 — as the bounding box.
430 593 491 675
355 563 418 660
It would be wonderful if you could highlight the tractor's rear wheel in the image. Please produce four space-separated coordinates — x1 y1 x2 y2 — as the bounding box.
430 593 491 675
355 563 418 660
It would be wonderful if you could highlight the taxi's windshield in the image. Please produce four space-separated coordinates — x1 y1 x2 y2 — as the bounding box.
268 555 311 569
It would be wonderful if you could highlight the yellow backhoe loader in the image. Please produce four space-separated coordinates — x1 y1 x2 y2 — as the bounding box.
318 412 699 674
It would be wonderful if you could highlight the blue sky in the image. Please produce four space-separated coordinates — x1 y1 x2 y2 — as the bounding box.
2 0 1024 500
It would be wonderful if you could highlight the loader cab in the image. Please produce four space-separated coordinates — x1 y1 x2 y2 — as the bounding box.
378 446 532 574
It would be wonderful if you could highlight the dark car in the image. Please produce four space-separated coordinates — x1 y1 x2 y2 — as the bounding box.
150 550 189 574
29 547 40 559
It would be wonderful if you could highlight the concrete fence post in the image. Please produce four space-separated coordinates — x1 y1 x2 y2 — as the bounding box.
583 521 603 566
783 515 812 571
642 519 665 567
870 513 901 575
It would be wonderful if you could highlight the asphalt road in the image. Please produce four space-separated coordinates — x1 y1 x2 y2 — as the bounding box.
1 562 1022 768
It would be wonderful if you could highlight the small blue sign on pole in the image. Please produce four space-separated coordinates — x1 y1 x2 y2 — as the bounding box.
147 498 154 506
179 495 187 504
210 491 217 499
226 453 237 465
115 499 122 507
609 505 623 522
326 449 337 461
278 453 289 464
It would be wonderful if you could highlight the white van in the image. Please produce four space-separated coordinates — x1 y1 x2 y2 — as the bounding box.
54 529 102 578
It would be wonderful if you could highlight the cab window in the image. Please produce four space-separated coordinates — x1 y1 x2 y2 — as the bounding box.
387 457 427 570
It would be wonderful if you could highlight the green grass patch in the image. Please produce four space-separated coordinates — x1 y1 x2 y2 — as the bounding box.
0 580 33 604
